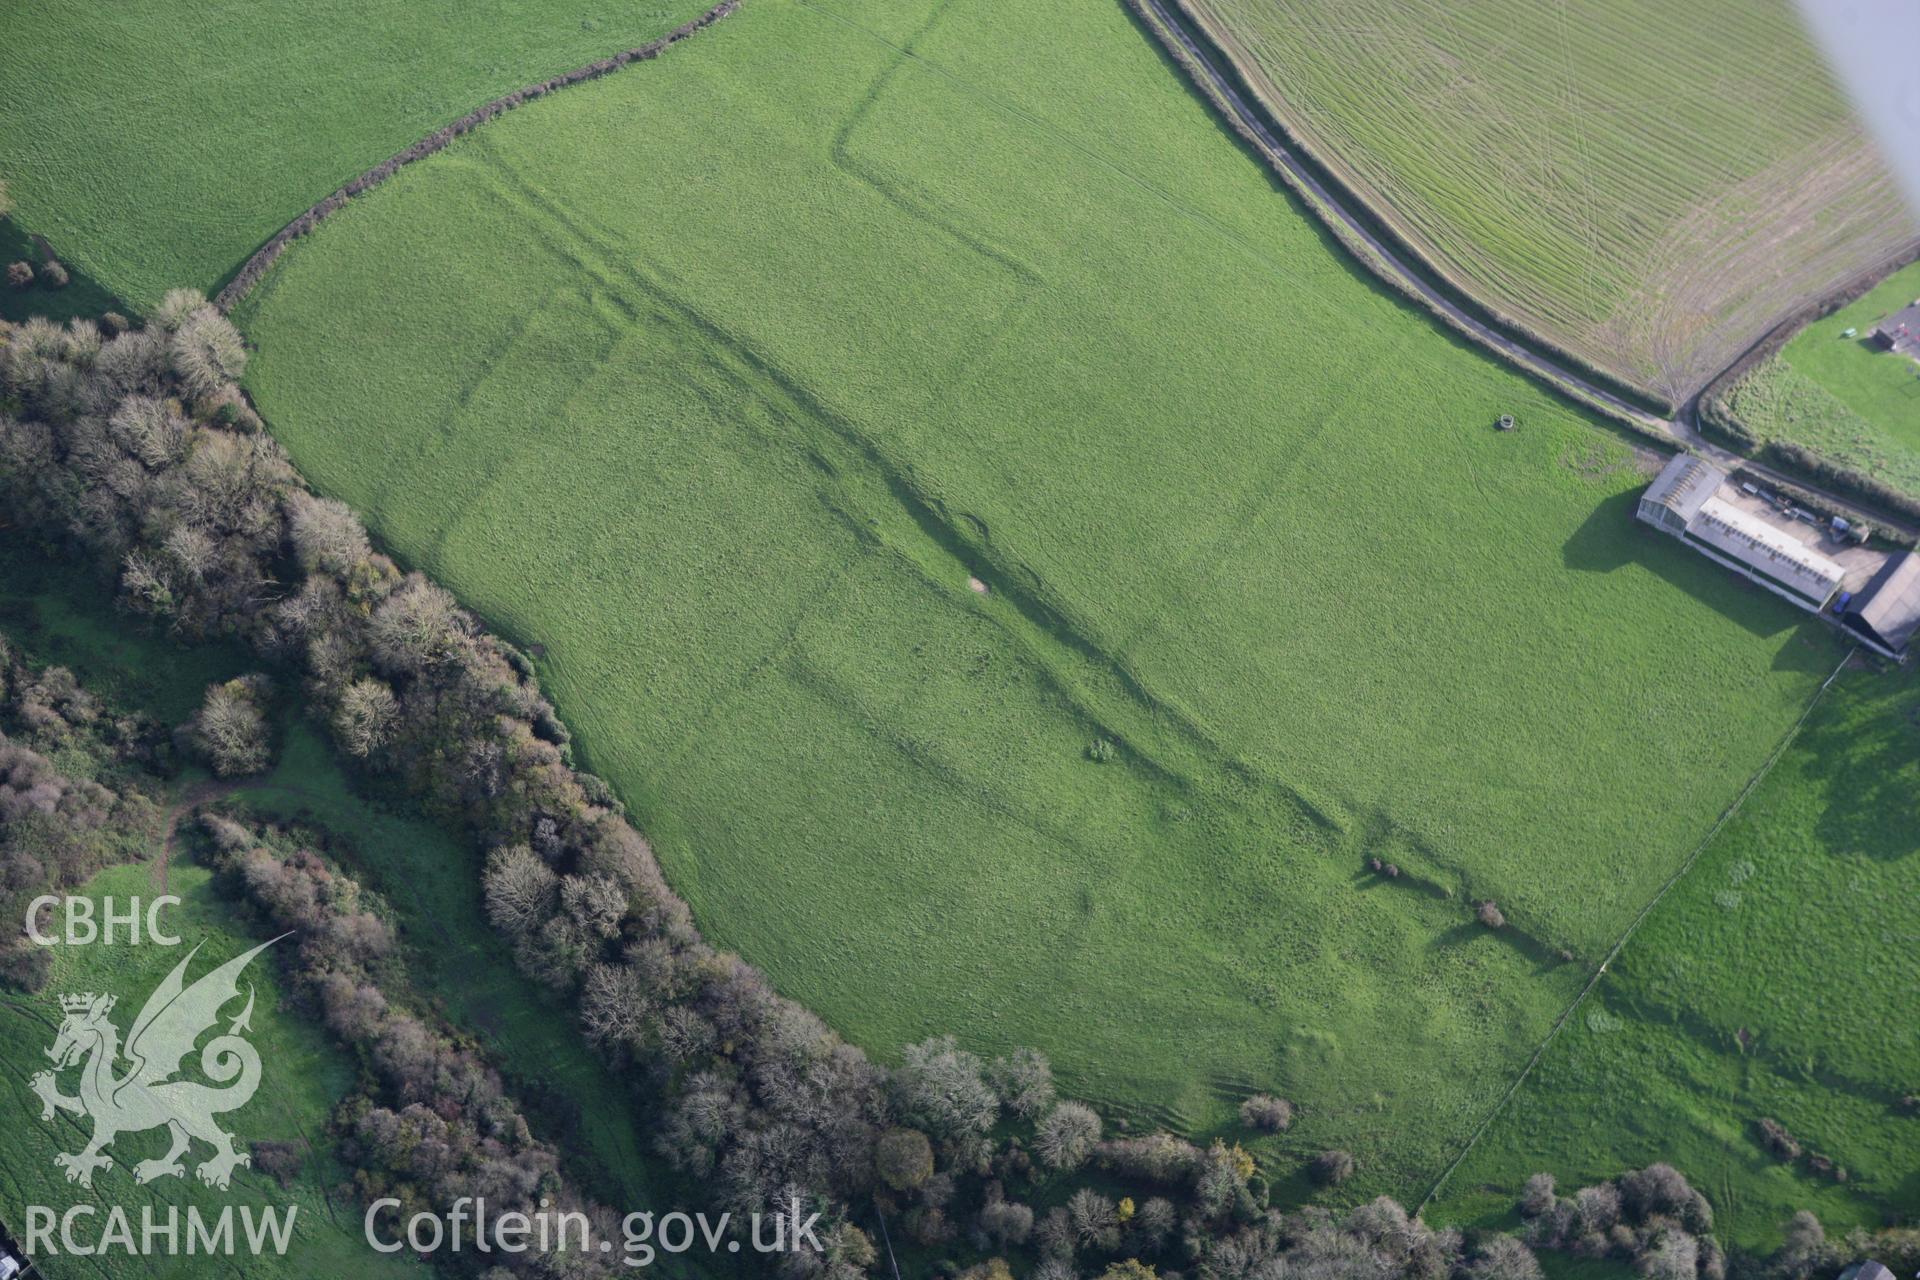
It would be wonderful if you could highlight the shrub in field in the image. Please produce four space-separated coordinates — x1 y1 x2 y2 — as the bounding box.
249 1139 304 1189
893 1035 999 1140
1756 1116 1801 1160
331 676 397 756
1311 1148 1356 1185
978 1196 1034 1247
369 575 467 673
1478 900 1506 929
287 490 371 575
5 261 31 289
1067 1188 1120 1250
988 1046 1055 1119
1519 1172 1556 1218
39 260 68 290
1240 1093 1294 1132
168 304 246 397
1467 1234 1544 1280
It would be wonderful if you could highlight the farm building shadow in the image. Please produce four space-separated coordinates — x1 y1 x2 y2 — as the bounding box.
1562 490 1802 642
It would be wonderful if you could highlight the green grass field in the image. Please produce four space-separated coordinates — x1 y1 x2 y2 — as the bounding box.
1433 661 1920 1250
0 863 417 1280
0 0 715 310
1178 0 1917 403
232 0 1863 1218
1718 261 1920 501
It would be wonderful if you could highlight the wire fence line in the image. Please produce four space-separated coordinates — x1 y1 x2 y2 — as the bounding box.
1416 646 1859 1217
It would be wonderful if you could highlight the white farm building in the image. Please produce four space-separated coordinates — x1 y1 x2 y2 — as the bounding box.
1636 455 1846 612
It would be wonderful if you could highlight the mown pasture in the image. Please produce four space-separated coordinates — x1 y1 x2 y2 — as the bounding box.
0 0 715 310
1718 261 1920 503
1177 0 1918 404
235 0 1860 1218
1434 662 1920 1250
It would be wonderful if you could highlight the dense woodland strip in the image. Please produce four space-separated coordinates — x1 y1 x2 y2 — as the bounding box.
1 302 1911 1279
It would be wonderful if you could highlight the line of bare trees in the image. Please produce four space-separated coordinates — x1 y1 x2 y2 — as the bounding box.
198 809 702 1278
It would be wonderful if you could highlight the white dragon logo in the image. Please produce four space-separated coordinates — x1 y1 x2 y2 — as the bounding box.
29 937 281 1191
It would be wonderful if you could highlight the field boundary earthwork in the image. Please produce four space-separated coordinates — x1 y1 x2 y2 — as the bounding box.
213 0 740 312
1414 647 1859 1216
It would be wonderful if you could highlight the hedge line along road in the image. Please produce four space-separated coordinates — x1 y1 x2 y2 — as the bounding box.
1135 0 1919 539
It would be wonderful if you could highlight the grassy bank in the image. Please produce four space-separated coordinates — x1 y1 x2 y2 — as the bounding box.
1717 262 1920 504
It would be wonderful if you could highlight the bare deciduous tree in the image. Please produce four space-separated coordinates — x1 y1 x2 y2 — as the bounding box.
1036 1101 1102 1172
333 677 398 757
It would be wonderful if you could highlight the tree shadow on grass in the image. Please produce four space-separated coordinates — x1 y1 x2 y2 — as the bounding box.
0 221 124 325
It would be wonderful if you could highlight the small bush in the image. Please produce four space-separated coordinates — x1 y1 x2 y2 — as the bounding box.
1239 1094 1293 1132
39 260 68 289
1087 737 1116 763
100 311 130 336
1755 1116 1800 1160
1036 1101 1102 1171
1477 900 1506 929
5 261 31 289
250 1139 304 1188
1518 1172 1555 1218
1310 1148 1356 1186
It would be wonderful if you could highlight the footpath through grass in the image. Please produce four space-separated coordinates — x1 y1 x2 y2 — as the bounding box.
1433 661 1920 1250
0 0 717 310
235 0 1851 1211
